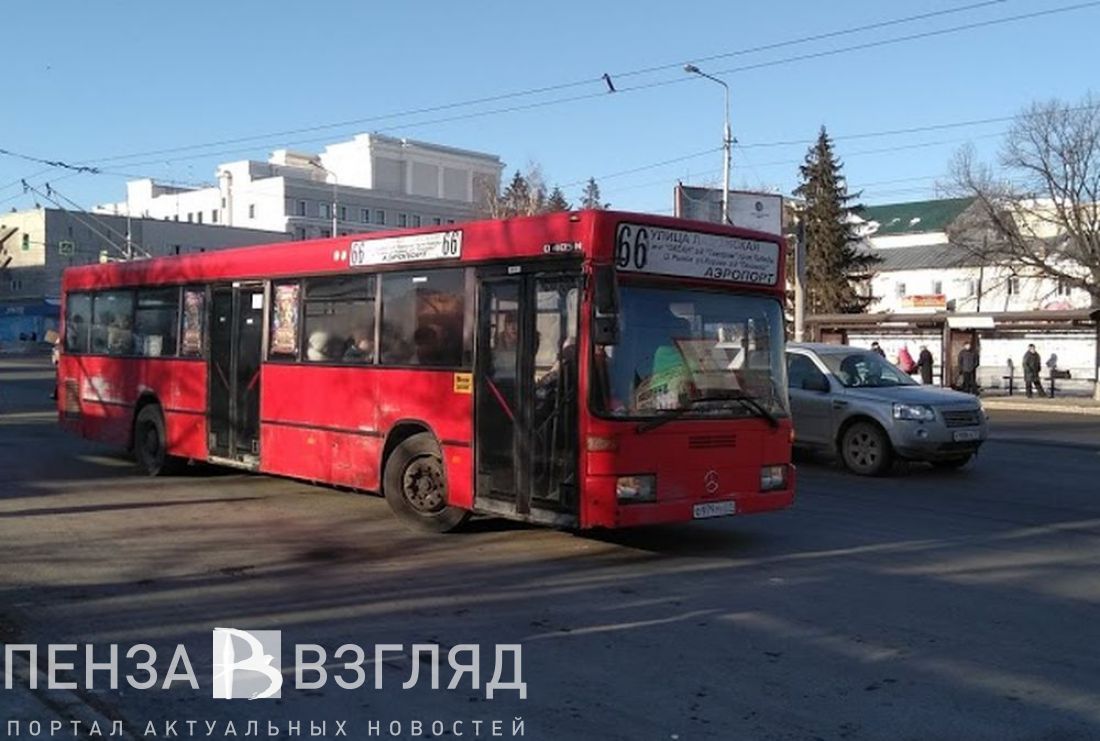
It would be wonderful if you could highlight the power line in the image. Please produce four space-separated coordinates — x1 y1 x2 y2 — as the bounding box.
20 181 150 259
68 0 1009 169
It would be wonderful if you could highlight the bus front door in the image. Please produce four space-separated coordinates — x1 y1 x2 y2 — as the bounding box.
208 283 264 466
475 272 580 526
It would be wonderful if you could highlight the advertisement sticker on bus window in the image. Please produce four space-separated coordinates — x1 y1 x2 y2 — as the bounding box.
349 230 462 267
270 284 300 356
181 289 205 356
614 223 780 286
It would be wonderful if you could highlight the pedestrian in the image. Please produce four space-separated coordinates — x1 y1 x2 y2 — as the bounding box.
957 341 980 395
1023 343 1045 398
870 341 886 357
917 345 934 385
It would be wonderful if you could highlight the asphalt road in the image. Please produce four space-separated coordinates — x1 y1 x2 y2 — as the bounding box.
2 356 1099 740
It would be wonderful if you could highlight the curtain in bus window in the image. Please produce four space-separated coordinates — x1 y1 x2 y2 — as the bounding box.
180 289 205 357
380 269 467 367
91 291 134 356
134 288 180 357
270 283 301 358
64 293 92 353
303 275 375 363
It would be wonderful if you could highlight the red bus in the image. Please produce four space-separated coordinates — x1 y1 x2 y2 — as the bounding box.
58 210 794 531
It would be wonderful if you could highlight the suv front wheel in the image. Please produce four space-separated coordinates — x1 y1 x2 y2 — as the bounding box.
840 421 893 476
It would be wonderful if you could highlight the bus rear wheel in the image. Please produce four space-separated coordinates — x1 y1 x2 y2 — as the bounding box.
133 404 182 476
383 432 469 533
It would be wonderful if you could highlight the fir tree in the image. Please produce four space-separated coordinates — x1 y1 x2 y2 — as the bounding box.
580 177 608 210
500 170 531 217
792 127 878 314
545 186 571 212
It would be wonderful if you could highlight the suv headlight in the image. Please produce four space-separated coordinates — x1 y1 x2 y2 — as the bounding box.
616 475 656 503
893 403 935 421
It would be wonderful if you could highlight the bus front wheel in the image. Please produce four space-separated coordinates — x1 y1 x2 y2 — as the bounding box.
133 404 182 476
383 432 470 533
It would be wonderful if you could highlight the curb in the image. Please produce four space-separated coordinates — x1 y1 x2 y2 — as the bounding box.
982 400 1100 416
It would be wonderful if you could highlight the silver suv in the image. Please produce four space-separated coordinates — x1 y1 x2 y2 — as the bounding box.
786 343 988 475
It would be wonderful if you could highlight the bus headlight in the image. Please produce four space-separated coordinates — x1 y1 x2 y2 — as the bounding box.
760 465 788 492
616 475 656 503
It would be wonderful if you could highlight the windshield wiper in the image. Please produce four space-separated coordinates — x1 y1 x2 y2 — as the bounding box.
635 391 779 433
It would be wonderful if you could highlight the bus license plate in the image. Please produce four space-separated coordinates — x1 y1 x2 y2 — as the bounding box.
953 430 980 442
693 501 736 519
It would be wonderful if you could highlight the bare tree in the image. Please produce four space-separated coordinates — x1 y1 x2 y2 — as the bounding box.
950 96 1100 308
478 163 551 218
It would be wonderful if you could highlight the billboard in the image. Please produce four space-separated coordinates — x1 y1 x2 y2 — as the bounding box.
674 185 783 236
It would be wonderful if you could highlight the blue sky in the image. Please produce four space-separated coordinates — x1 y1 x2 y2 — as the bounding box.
1 0 1096 215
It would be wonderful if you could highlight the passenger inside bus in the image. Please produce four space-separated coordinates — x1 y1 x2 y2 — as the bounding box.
342 327 373 362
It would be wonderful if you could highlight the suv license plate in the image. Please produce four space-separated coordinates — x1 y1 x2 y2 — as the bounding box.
693 501 736 519
953 429 980 442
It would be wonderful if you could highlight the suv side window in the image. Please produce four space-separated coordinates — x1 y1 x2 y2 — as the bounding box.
787 353 826 390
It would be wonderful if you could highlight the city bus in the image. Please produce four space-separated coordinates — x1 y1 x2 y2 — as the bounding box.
58 210 794 531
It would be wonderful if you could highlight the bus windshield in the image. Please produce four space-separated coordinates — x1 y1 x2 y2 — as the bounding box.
592 285 788 419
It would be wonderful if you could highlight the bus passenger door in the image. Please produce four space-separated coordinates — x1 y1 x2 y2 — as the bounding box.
475 270 579 525
208 283 264 466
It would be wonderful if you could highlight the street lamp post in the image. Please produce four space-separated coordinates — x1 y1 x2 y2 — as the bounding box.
684 64 731 225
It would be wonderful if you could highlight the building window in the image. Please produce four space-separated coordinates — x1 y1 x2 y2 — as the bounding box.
1007 277 1020 296
295 227 307 241
373 209 385 225
297 200 307 217
186 213 193 223
21 234 30 251
432 217 442 226
397 213 408 228
211 209 219 224
320 228 332 239
361 208 371 223
411 215 421 228
1057 278 1071 296
196 212 203 224
173 214 179 222
10 279 22 291
446 219 455 225
932 280 942 295
320 203 331 219
894 282 906 297
338 205 347 222
248 204 256 219
221 197 227 208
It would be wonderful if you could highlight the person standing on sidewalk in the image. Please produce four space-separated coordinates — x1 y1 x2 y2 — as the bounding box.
957 341 980 395
1023 343 1046 398
917 345 934 385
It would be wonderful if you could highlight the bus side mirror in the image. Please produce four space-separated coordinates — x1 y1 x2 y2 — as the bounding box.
592 266 620 346
594 266 618 315
593 316 619 346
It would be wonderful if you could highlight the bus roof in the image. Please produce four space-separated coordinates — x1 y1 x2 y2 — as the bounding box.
62 209 785 293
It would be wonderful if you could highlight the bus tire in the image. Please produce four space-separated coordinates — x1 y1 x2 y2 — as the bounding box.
383 432 469 533
133 404 182 477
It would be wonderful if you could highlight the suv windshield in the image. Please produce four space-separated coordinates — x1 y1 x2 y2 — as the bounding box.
591 285 788 419
820 350 918 388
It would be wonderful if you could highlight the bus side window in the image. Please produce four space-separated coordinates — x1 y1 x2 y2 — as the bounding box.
134 288 180 357
303 275 375 364
379 269 468 368
91 291 134 356
64 293 92 354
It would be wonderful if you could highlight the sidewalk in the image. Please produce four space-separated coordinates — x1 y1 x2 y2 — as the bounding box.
982 395 1100 415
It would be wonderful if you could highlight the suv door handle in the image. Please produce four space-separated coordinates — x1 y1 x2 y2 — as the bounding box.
832 400 848 409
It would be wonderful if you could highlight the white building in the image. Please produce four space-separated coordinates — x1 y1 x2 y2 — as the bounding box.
96 134 504 241
857 198 1093 314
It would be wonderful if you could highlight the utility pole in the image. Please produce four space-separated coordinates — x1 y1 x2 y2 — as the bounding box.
794 220 807 342
684 64 731 224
